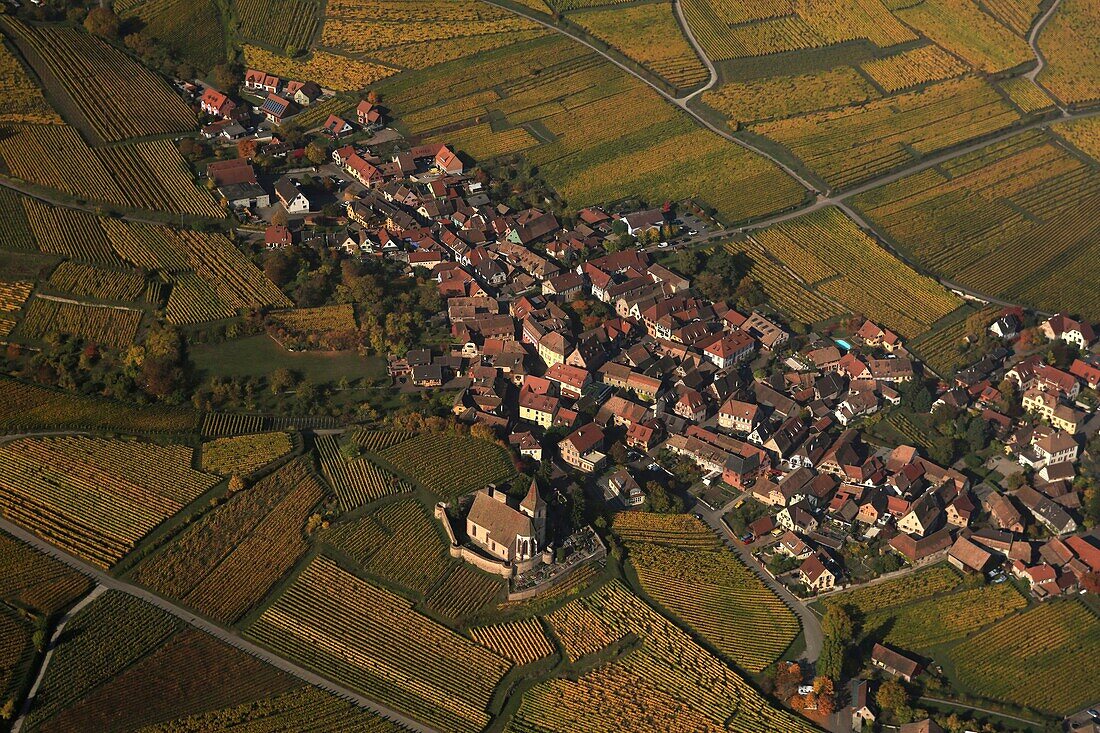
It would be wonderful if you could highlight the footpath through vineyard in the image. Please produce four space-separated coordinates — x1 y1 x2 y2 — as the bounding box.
0 515 439 733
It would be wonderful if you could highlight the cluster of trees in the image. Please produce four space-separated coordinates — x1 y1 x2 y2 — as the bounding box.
771 662 835 715
674 246 764 309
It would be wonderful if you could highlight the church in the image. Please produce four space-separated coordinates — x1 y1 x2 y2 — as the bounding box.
465 479 546 564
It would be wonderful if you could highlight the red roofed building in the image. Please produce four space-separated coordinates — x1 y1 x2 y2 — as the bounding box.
322 114 353 139
345 154 383 186
264 224 292 249
1070 359 1100 390
546 363 590 399
560 423 605 473
434 145 463 174
356 100 383 126
699 330 755 369
200 88 238 119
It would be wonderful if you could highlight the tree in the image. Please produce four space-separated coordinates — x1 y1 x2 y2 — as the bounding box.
32 629 47 652
306 140 329 165
212 63 240 92
876 679 909 717
270 367 297 394
570 485 587 530
965 416 990 454
813 676 836 715
774 661 802 701
84 7 120 39
228 475 246 493
818 604 856 681
0 699 14 721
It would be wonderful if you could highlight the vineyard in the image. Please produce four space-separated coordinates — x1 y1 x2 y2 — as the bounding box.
0 608 33 709
1053 116 1100 161
545 599 625 661
246 556 512 733
0 38 61 124
23 199 125 265
378 433 517 500
14 296 143 349
680 0 914 61
1036 0 1100 105
243 45 395 92
862 583 1027 651
316 434 410 509
825 563 961 613
721 238 844 324
909 306 998 376
521 581 818 733
569 3 708 90
0 531 91 616
0 188 36 250
852 129 1100 319
0 279 32 337
747 207 961 337
200 431 294 475
703 67 874 127
236 0 319 52
999 76 1056 114
267 303 359 350
351 428 413 452
138 685 409 732
424 563 504 619
2 18 195 143
321 499 452 593
0 125 224 217
0 435 218 568
0 375 200 433
378 34 804 224
754 77 1022 189
860 45 968 94
200 411 340 436
611 512 723 549
893 0 1031 73
131 457 323 623
119 0 226 71
322 0 546 71
943 600 1100 715
23 592 306 733
471 619 555 665
45 262 145 302
626 541 799 672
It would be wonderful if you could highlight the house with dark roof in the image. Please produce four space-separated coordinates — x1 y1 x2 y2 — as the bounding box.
871 643 923 681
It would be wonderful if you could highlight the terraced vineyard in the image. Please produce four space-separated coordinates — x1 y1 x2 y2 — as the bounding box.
45 262 145 302
611 512 723 548
722 238 845 324
0 37 61 125
852 129 1100 319
703 67 874 127
378 433 517 500
200 431 295 476
131 458 323 623
909 306 999 376
243 45 395 92
424 563 504 619
267 304 358 350
0 436 218 568
1037 0 1100 106
862 583 1027 650
236 0 319 52
0 607 34 708
943 600 1100 715
522 581 818 732
117 0 226 70
246 556 512 733
0 279 33 337
747 207 961 337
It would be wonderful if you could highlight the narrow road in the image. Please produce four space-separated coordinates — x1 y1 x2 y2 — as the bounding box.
11 585 108 733
1024 0 1065 112
920 696 1044 727
479 0 823 194
0 517 437 733
695 500 824 664
672 0 718 105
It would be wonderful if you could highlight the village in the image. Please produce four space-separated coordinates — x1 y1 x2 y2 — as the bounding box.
185 64 1100 733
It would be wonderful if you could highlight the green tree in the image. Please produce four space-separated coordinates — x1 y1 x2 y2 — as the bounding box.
0 699 15 720
32 629 47 652
876 679 908 716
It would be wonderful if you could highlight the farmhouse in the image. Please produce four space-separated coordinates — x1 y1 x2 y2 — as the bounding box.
357 100 383 127
560 423 606 473
1041 313 1095 349
199 88 237 119
322 114 354 139
871 643 923 681
798 552 836 591
465 482 546 564
260 94 294 124
947 535 993 573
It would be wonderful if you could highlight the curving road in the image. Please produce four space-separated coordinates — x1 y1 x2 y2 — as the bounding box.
695 499 824 664
0 517 438 733
672 0 719 105
479 0 823 194
1024 0 1064 101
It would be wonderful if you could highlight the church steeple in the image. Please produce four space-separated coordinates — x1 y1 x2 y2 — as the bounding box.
520 478 547 544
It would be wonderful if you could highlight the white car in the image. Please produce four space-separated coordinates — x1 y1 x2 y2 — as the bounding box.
658 241 669 248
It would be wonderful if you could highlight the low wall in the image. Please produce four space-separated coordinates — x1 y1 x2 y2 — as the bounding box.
435 502 515 577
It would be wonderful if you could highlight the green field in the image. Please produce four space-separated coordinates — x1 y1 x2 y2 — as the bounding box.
192 335 386 383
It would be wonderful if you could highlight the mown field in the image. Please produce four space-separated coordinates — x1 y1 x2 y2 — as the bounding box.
852 128 1100 320
378 34 806 223
614 513 799 672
